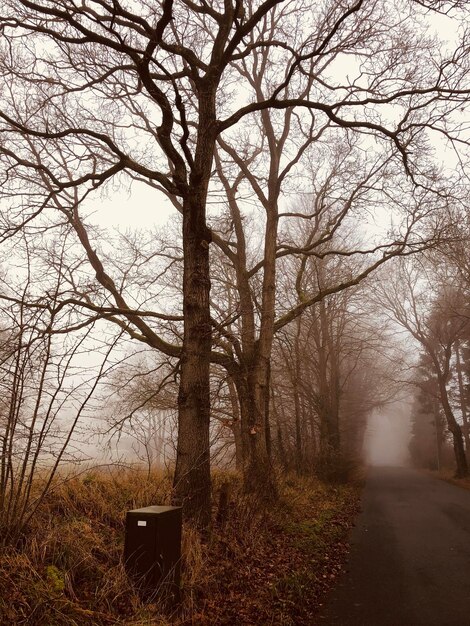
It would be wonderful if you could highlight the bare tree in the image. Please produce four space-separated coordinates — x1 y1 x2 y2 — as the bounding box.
374 259 470 477
271 258 402 478
209 132 457 493
0 243 118 544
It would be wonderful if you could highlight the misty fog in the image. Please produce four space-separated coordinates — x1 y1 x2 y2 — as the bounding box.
364 401 413 467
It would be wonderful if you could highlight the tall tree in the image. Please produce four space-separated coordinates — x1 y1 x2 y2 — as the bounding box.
409 353 446 470
375 259 470 477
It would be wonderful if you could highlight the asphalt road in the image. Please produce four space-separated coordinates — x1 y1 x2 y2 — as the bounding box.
319 466 470 626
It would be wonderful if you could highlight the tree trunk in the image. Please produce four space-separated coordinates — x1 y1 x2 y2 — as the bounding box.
455 341 470 461
227 375 243 470
451 430 468 478
433 399 442 472
173 197 212 526
308 408 318 467
321 299 341 454
271 390 289 470
172 83 218 528
264 359 272 462
314 302 337 476
240 207 279 497
438 376 468 478
293 317 303 473
294 386 303 474
235 366 277 499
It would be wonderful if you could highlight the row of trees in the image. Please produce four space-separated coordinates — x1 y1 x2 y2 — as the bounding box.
375 230 470 476
106 253 398 481
0 0 469 527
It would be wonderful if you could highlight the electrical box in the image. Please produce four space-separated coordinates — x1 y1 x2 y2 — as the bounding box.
124 505 182 595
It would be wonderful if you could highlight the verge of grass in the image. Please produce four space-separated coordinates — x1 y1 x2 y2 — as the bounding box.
0 468 361 626
428 468 470 491
198 473 362 625
1 468 174 626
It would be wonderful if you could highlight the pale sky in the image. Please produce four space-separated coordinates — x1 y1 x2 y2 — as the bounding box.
89 179 174 230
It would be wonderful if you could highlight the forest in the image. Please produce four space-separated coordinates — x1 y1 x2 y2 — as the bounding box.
0 0 469 624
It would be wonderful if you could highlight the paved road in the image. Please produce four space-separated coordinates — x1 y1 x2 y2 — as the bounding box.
319 466 470 626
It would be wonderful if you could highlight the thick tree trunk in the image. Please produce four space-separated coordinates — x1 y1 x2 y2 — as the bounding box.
240 207 279 497
216 132 282 498
172 83 218 528
235 367 277 499
173 199 212 526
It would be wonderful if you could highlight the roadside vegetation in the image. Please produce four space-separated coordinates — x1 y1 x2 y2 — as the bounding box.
430 470 470 493
0 469 360 626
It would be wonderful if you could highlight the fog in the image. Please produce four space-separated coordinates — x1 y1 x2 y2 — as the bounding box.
364 401 413 467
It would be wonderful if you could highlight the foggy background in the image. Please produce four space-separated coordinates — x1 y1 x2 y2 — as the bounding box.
364 400 413 467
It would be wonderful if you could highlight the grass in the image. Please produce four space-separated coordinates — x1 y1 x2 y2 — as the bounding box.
429 468 470 491
192 473 361 624
0 468 361 625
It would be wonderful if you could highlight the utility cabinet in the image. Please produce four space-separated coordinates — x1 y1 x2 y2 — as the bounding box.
124 505 182 595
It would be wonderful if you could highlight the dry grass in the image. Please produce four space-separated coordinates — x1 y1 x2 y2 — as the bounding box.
429 468 470 491
0 468 361 626
1 468 174 626
197 474 361 625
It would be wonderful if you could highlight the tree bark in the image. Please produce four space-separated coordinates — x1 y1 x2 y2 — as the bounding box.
172 83 217 527
293 317 303 474
227 375 243 470
240 207 279 497
173 195 212 526
234 366 277 498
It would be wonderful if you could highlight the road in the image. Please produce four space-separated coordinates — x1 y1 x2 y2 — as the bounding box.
319 466 470 626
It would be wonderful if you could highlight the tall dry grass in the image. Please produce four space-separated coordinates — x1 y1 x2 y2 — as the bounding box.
0 467 360 625
0 468 178 625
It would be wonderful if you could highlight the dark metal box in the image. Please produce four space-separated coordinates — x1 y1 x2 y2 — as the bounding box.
124 505 182 593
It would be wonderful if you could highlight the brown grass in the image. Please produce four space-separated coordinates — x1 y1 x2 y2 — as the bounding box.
429 468 470 491
0 468 361 626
